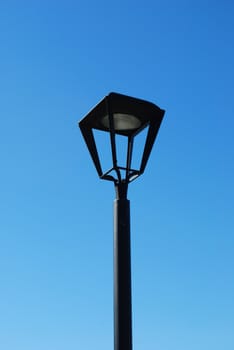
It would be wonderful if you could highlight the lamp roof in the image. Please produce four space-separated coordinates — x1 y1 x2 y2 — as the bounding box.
79 92 164 137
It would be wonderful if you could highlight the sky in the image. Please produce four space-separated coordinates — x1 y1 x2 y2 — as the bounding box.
0 0 234 349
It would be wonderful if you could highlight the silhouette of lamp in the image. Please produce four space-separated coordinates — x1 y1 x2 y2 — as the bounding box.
79 92 165 350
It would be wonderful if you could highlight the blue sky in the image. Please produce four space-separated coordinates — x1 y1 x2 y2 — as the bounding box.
0 1 234 349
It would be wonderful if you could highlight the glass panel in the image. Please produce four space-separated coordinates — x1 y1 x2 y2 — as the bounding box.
131 125 149 171
93 129 113 176
115 134 129 170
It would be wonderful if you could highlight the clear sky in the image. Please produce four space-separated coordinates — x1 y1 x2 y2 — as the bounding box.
0 1 233 349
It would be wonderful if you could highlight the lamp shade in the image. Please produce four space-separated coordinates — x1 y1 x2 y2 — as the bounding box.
79 92 165 184
101 113 142 131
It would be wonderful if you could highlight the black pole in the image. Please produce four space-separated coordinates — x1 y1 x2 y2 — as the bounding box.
114 182 132 350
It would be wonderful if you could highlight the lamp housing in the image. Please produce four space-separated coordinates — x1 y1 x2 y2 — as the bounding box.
79 92 164 184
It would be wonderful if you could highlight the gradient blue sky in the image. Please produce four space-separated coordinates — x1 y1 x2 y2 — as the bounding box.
0 1 234 349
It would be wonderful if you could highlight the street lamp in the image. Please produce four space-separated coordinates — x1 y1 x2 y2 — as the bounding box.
79 92 165 350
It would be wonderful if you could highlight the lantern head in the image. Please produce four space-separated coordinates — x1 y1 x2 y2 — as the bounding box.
79 92 165 184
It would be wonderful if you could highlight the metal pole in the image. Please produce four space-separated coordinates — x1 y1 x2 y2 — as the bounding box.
114 183 132 350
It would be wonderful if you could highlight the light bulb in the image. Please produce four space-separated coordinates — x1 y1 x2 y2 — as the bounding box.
101 113 141 131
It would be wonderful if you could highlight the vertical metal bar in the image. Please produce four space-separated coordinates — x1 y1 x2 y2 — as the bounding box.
114 187 132 350
126 136 134 182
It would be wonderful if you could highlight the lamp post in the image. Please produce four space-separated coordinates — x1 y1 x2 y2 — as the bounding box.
79 92 165 350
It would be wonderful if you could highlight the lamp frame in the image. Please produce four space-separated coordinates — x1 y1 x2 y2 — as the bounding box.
79 92 165 187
